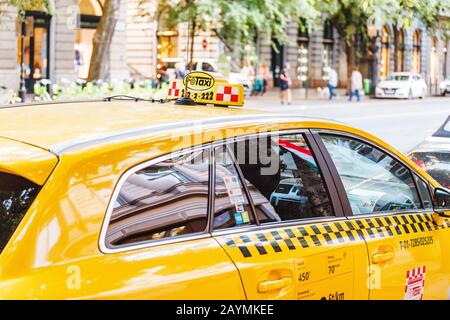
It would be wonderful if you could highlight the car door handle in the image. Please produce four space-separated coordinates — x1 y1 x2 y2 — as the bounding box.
257 277 292 293
372 252 394 264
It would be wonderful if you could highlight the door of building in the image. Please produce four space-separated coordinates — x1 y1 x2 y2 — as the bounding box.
271 40 284 87
19 12 51 93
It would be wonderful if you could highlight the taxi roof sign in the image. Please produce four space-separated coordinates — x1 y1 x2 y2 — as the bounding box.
168 71 245 107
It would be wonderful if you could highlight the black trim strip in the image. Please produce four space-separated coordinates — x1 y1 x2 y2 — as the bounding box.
305 132 346 218
309 132 353 217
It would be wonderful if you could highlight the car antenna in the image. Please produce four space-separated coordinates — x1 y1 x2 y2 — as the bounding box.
175 3 196 106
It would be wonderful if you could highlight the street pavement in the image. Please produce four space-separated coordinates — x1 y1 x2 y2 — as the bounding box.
245 89 450 153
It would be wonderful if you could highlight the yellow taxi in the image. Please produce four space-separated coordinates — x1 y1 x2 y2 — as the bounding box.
0 73 450 300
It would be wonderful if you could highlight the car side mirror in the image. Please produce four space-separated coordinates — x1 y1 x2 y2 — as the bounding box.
433 188 450 216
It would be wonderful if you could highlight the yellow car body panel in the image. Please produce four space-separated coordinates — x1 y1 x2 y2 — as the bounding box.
0 137 57 185
0 101 448 299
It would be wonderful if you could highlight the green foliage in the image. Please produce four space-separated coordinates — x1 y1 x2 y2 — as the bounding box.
316 0 448 42
32 80 168 102
148 0 319 53
144 0 449 59
0 0 54 16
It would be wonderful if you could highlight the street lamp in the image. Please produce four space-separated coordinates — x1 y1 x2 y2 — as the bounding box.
368 24 380 96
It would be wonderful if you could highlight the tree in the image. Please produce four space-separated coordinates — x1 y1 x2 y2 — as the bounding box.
87 0 121 81
142 0 318 66
313 0 449 86
0 0 53 21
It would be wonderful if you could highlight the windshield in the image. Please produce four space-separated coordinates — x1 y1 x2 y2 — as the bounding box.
386 75 410 81
0 173 40 254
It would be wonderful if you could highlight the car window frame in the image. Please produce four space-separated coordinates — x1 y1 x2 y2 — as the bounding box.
311 129 432 218
100 128 352 254
99 143 214 254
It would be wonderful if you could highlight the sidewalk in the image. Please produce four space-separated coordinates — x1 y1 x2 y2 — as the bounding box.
246 87 371 107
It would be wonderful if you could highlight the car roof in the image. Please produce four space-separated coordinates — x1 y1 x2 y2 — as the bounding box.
409 137 450 154
0 100 341 155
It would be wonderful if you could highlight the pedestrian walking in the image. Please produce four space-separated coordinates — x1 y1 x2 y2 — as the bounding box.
174 62 186 79
328 67 338 100
258 63 270 95
242 60 255 84
279 64 292 105
349 66 363 102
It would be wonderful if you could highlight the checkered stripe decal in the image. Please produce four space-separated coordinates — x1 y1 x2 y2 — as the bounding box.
168 81 181 97
224 213 450 258
216 85 239 102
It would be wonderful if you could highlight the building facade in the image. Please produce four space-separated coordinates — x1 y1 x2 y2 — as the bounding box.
257 16 450 94
0 0 448 95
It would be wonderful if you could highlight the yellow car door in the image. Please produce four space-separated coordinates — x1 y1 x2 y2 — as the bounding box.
211 131 369 300
318 132 450 300
95 146 245 299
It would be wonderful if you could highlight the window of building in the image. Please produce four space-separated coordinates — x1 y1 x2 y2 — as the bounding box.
394 28 405 72
105 149 210 248
322 20 334 82
0 173 41 254
430 37 439 85
231 133 334 222
213 145 255 230
412 30 421 74
321 134 422 215
296 19 309 84
75 0 103 79
16 13 50 92
75 1 102 79
380 26 390 78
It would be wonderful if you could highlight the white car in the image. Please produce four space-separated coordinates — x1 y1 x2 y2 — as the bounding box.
375 72 427 99
161 57 185 82
439 76 450 96
269 178 307 206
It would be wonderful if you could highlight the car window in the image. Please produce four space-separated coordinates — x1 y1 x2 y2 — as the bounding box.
105 149 210 248
321 134 422 215
230 133 334 222
0 173 40 254
213 145 255 230
386 75 410 81
202 62 215 72
186 62 198 71
415 176 433 210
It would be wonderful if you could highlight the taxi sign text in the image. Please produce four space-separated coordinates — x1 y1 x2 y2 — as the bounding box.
183 71 215 91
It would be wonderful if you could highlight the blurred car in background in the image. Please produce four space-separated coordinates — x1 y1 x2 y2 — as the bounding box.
408 115 450 188
375 72 427 99
439 76 450 96
161 58 185 81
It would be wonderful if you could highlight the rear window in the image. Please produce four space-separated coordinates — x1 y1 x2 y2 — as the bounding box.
0 173 40 254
